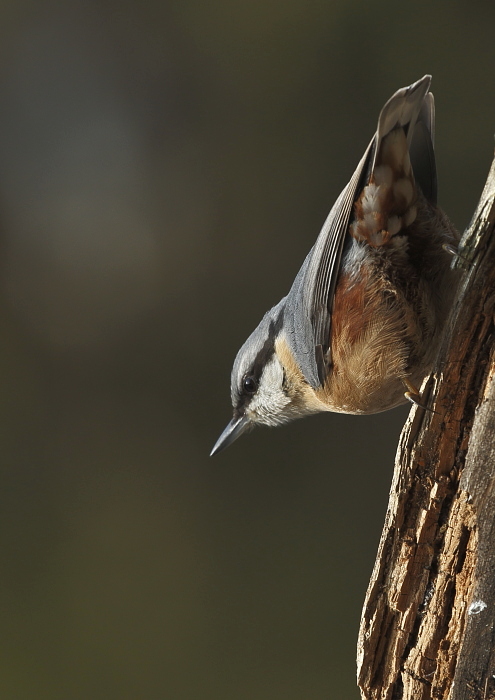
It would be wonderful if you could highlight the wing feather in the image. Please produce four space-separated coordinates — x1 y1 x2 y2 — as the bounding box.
284 76 435 389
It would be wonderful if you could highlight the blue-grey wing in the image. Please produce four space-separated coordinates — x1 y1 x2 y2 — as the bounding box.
283 142 373 388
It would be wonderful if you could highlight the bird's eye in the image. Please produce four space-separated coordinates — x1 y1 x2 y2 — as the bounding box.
243 376 258 394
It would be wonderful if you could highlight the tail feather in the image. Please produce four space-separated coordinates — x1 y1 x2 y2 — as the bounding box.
409 92 437 202
350 76 437 247
374 75 431 156
372 75 436 202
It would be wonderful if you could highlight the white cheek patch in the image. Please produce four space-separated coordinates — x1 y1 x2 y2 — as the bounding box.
247 356 291 426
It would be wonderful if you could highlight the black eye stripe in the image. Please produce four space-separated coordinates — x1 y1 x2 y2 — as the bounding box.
235 309 284 414
249 314 285 382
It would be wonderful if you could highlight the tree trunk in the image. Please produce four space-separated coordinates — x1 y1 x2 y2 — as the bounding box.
357 151 495 700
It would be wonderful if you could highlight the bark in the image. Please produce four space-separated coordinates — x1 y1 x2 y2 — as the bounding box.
357 151 495 700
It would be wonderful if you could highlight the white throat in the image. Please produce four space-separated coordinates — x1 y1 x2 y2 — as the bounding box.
247 356 291 426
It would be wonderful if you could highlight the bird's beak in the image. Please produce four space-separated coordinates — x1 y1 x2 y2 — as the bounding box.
210 415 251 456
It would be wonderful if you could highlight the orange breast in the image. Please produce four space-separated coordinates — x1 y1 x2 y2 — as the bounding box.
316 263 412 413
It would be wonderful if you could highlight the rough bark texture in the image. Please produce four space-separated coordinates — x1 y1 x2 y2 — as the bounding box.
357 152 495 700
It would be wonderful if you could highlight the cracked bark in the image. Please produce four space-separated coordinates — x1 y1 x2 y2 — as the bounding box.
357 151 495 700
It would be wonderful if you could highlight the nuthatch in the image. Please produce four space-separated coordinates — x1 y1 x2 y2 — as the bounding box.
211 76 458 456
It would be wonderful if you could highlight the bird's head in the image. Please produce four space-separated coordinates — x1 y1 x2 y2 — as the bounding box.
211 301 321 455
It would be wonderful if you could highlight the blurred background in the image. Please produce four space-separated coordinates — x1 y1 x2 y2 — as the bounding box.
0 1 492 698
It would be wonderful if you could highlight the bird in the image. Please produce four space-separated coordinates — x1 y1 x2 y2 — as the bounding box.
211 75 459 456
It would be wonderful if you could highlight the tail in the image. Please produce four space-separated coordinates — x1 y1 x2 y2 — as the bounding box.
373 74 436 202
350 76 438 247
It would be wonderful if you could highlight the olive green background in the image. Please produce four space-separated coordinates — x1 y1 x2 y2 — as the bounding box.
0 2 493 698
